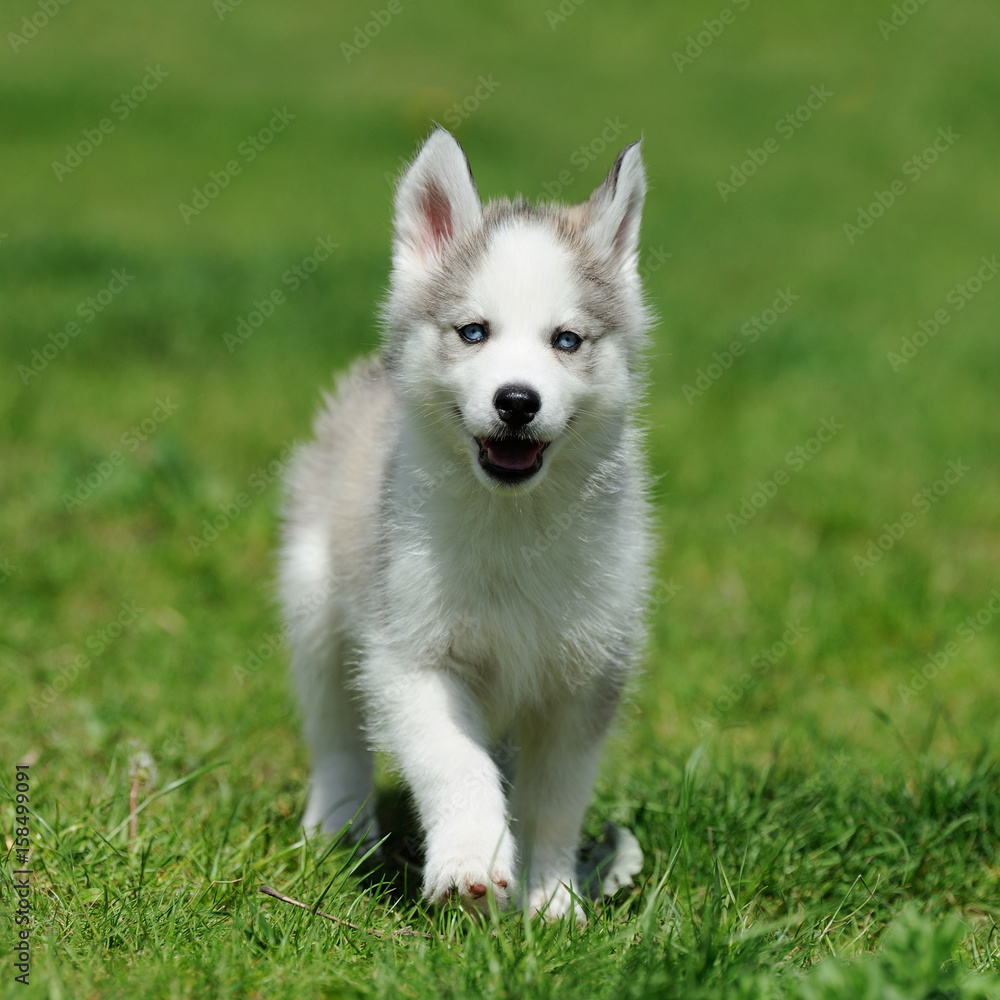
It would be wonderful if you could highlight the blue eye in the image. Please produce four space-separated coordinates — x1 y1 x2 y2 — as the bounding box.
553 330 582 352
457 322 488 344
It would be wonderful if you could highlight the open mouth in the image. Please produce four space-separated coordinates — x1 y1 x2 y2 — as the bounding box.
474 436 549 485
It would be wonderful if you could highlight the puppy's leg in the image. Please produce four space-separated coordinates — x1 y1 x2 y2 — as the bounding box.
370 655 515 915
292 630 378 845
511 684 619 923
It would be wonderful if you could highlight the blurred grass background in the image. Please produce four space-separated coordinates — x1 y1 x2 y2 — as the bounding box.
2 0 999 995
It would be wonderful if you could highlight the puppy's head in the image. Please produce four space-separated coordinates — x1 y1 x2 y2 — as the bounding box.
383 127 651 491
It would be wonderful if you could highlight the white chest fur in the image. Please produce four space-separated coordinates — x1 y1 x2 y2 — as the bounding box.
371 449 647 730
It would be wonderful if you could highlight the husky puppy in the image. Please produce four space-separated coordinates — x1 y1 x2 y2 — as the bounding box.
280 127 653 920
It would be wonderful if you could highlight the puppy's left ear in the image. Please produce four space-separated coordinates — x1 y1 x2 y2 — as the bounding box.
584 140 646 274
392 126 483 275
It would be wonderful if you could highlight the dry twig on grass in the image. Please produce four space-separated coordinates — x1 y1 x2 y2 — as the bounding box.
258 884 434 939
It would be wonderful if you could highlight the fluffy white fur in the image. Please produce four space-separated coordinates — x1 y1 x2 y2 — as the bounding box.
280 127 653 921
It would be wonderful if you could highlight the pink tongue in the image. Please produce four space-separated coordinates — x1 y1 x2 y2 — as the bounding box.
487 439 543 471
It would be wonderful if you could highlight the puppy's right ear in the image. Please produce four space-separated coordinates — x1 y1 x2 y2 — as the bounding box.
392 127 482 275
583 140 646 278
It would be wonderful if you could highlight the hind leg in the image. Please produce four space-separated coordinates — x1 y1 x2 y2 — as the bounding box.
293 631 379 843
281 520 379 844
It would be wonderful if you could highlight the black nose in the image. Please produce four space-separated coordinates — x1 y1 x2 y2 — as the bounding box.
493 384 541 429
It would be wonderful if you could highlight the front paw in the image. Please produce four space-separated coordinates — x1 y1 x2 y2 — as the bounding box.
423 844 514 915
526 879 587 925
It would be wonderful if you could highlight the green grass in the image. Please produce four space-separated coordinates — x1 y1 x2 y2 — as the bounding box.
2 0 1000 996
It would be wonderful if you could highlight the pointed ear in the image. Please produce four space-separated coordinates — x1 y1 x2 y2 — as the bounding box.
392 127 483 273
583 140 646 274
